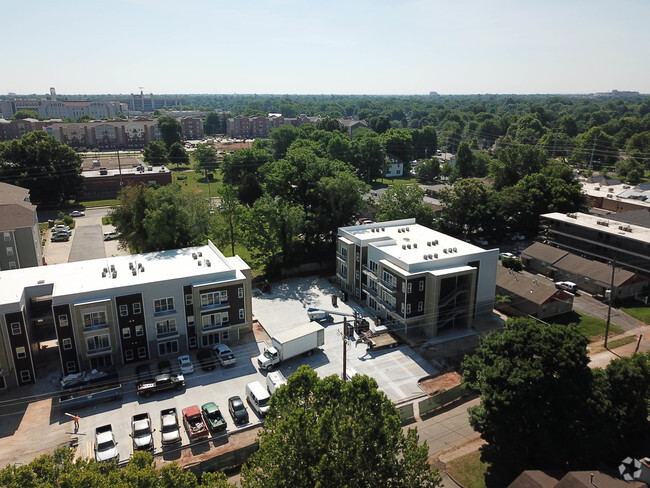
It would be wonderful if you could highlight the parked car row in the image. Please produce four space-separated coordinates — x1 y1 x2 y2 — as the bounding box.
51 225 72 242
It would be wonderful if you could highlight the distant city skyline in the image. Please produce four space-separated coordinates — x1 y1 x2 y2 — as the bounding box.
3 0 649 96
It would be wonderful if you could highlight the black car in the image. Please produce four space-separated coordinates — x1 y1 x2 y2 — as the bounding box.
228 396 249 424
197 349 217 371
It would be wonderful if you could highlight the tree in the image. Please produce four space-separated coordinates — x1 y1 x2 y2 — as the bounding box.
412 125 438 159
0 450 234 488
488 145 549 189
376 185 437 228
352 132 386 183
455 142 474 178
381 128 413 163
213 184 241 256
204 112 222 135
368 115 391 134
315 117 343 132
220 147 270 187
438 178 494 237
241 365 441 488
11 109 40 120
414 158 441 182
109 183 211 253
0 131 83 203
168 142 190 166
143 141 170 166
193 142 218 178
157 116 183 148
270 125 299 159
77 114 93 123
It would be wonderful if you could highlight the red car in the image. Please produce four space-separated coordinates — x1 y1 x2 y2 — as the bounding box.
182 405 208 440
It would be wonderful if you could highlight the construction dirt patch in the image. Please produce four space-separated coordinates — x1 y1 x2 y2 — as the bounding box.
418 371 462 396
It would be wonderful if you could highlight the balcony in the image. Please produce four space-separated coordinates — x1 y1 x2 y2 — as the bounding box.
201 322 227 333
362 265 378 278
378 279 397 293
362 283 379 298
199 301 229 312
336 251 348 261
83 322 109 332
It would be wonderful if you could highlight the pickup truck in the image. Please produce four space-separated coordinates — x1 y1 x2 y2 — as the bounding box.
136 373 185 397
160 408 182 446
201 402 227 433
213 343 236 367
130 413 154 451
95 424 119 462
182 405 209 440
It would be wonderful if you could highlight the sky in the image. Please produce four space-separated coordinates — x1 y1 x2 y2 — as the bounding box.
3 0 649 96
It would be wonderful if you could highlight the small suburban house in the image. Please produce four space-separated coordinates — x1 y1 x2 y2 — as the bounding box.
336 218 497 339
521 242 648 300
0 241 252 390
385 154 404 178
495 267 574 319
0 183 43 270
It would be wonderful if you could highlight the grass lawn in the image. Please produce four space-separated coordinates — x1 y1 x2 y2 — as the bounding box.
78 199 119 208
374 176 419 186
606 335 636 350
621 306 650 324
172 164 223 199
552 311 623 341
445 451 488 488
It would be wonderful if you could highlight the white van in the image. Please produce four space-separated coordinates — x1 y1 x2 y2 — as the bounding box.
555 281 577 293
245 381 270 417
266 371 287 395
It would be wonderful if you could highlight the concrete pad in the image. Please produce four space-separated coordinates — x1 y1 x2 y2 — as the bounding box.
68 225 105 262
251 277 438 402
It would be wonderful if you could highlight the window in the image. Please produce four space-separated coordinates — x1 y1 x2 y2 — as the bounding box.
3 232 10 242
125 349 134 361
239 309 244 319
201 313 223 330
153 297 174 314
86 335 110 353
20 370 31 383
407 304 412 314
6 247 13 257
16 346 26 359
187 315 195 326
238 287 243 299
185 294 192 305
355 270 360 279
59 315 69 327
62 338 72 350
401 303 405 314
132 303 142 314
135 324 144 336
66 362 76 374
158 341 178 356
369 260 378 273
138 347 147 359
419 280 424 292
382 271 396 288
156 319 177 337
8 261 16 270
418 301 423 312
119 304 128 317
188 337 197 348
356 252 360 262
200 290 227 307
122 327 131 339
407 283 412 293
10 322 21 335
82 310 107 328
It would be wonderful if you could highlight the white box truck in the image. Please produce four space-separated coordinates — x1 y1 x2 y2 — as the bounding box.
257 323 325 371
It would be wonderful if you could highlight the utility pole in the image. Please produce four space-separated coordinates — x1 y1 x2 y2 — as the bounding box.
604 258 616 349
116 144 123 189
342 317 347 382
588 134 597 171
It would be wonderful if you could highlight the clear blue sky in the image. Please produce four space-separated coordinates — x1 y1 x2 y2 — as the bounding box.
4 0 649 95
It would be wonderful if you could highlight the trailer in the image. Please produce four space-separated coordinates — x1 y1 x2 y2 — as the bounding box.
357 330 400 350
58 383 122 410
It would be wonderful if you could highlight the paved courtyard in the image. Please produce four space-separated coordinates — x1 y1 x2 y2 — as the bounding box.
251 276 438 402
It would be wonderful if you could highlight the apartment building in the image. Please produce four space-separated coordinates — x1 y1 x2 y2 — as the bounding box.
0 89 121 120
0 241 252 389
226 114 367 139
337 219 497 339
0 183 43 270
539 212 650 277
0 118 53 142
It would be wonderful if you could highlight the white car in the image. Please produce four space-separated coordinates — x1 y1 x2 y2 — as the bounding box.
499 252 516 259
69 210 85 217
177 355 194 374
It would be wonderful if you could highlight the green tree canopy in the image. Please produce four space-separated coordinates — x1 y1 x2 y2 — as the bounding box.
168 142 190 166
270 125 299 159
241 365 441 488
0 131 83 202
109 183 211 253
11 109 41 120
157 116 183 148
352 131 387 183
221 147 270 187
488 144 549 189
437 178 494 237
193 142 219 177
381 128 413 163
376 185 436 228
143 141 170 166
414 158 441 182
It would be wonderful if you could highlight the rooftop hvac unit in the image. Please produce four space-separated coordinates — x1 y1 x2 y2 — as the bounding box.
110 264 115 272
382 227 385 231
407 244 411 249
434 253 438 258
140 266 145 272
192 252 197 259
198 260 202 266
413 243 418 248
406 227 410 231
434 239 438 245
427 241 431 246
101 270 106 277
206 260 211 267
138 263 143 271
453 247 457 252
443 248 448 253
402 244 406 249
103 267 108 274
448 248 453 253
423 254 429 260
112 271 117 278
132 269 137 276
129 262 134 269
198 251 202 257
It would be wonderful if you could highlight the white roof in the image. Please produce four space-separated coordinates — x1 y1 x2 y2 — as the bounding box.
542 212 650 244
0 241 249 304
